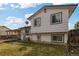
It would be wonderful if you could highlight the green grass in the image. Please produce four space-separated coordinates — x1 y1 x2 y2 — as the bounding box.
0 41 66 56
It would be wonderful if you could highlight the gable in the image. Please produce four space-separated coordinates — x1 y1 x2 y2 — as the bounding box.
28 4 78 20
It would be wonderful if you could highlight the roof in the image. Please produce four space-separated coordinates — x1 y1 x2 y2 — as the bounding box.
19 26 31 29
27 4 78 20
6 26 31 32
0 26 10 30
6 29 20 32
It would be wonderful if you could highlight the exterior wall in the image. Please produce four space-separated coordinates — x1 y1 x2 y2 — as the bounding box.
20 29 26 40
41 34 51 42
64 33 68 43
7 30 20 36
31 9 69 33
0 26 10 35
20 27 31 41
31 33 68 44
31 34 38 41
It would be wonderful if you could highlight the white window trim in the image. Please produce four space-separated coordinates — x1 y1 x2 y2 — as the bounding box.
50 12 62 25
51 34 64 42
34 17 41 27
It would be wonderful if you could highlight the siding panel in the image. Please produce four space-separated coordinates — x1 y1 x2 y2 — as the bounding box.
31 9 69 33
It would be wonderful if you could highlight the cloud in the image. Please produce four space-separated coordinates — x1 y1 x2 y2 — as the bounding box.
4 14 33 29
0 0 78 9
19 3 37 8
0 3 38 9
0 3 6 10
10 4 20 8
0 0 78 3
6 16 24 24
24 13 33 18
4 16 27 29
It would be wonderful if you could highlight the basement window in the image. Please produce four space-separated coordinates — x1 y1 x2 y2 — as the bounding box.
51 34 64 42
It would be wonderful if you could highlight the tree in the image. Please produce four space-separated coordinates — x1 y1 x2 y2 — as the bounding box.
25 20 29 26
75 21 79 29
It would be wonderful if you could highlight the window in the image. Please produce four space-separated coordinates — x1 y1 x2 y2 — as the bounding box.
37 34 41 41
51 34 64 42
34 17 41 27
50 12 62 24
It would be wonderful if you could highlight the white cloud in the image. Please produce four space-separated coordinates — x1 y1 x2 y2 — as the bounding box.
0 3 38 9
10 4 19 8
19 3 37 8
0 3 6 10
25 13 33 18
0 0 78 3
0 0 78 9
6 16 24 24
4 16 27 29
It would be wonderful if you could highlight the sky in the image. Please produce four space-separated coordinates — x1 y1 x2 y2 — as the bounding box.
0 3 45 29
0 0 78 29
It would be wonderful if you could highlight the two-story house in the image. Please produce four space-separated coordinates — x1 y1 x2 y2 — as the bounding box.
28 4 78 44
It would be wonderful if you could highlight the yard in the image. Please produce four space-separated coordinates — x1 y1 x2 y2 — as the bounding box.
0 41 66 56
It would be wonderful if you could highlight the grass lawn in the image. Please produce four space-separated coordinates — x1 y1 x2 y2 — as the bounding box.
0 41 66 56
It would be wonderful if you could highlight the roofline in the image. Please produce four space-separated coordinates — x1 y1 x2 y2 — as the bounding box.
0 26 10 30
19 26 31 29
68 4 78 18
27 4 78 20
27 6 44 19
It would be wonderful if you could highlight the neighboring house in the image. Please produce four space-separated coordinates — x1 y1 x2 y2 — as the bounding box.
28 4 78 44
19 26 31 41
6 26 31 41
0 26 10 35
0 26 10 39
6 29 21 40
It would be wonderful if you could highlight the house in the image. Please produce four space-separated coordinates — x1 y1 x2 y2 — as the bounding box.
19 26 31 41
6 26 31 41
27 4 78 44
6 29 21 40
0 26 10 40
0 26 10 35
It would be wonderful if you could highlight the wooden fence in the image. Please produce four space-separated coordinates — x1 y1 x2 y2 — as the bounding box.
68 29 79 55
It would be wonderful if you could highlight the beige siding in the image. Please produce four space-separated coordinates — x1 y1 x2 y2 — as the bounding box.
64 33 68 43
0 26 9 35
31 9 69 33
31 33 68 44
41 34 51 42
31 34 38 41
20 29 25 40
